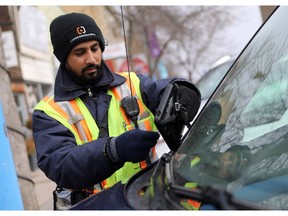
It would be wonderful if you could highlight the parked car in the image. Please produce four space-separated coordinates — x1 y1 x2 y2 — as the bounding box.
195 56 235 110
72 6 288 210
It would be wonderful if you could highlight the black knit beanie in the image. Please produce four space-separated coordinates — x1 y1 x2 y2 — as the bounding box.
50 12 105 64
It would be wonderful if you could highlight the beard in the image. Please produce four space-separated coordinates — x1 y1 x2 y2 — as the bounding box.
67 61 104 86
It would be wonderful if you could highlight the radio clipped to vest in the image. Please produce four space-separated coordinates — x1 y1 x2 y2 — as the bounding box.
121 95 140 129
120 92 154 166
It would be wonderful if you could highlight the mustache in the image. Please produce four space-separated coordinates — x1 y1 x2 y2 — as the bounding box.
82 64 100 73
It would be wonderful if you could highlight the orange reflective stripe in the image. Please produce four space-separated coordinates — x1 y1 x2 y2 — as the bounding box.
140 161 147 169
137 97 145 115
42 95 50 103
111 87 121 101
143 119 152 130
70 100 92 141
186 199 201 209
46 98 80 138
92 189 101 194
46 97 69 119
101 180 107 189
121 108 131 127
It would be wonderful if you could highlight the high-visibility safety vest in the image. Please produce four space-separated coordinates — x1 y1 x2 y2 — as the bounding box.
34 72 158 191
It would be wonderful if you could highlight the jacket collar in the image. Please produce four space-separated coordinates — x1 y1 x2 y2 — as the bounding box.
54 61 126 101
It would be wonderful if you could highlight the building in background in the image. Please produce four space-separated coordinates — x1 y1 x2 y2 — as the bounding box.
0 6 53 126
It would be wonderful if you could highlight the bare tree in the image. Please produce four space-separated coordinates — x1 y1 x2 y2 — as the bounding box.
105 6 240 82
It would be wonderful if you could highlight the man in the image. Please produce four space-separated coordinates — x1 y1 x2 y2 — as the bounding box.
32 12 201 210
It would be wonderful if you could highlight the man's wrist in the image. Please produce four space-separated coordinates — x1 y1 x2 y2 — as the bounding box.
104 137 123 168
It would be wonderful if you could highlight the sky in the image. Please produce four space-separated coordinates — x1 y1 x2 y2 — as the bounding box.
225 6 263 53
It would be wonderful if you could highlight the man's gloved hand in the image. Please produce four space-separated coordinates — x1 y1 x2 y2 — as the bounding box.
104 129 160 166
176 82 201 124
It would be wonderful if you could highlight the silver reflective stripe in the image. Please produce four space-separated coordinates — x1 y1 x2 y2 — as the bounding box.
138 122 146 130
116 83 131 98
56 100 103 192
68 113 84 124
56 101 88 142
94 183 102 191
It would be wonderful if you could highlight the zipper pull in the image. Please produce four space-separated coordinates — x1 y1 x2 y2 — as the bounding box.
87 88 93 97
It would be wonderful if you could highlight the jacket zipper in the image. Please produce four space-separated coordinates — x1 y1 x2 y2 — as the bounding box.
87 88 93 97
87 88 99 104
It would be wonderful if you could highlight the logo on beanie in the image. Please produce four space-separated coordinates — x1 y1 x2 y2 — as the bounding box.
76 26 86 35
69 25 97 44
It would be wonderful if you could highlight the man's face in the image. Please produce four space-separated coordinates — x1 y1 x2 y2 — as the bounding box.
66 40 103 85
217 151 239 179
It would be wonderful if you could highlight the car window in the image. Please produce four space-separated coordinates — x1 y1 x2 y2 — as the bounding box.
172 6 288 209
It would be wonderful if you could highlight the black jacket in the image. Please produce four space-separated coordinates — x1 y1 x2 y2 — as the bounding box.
32 61 193 189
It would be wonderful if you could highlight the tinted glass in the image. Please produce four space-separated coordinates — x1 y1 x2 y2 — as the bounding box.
172 6 288 209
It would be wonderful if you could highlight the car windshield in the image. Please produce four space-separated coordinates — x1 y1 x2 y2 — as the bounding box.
172 6 288 210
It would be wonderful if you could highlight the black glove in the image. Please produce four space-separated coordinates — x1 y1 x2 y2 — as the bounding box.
176 82 201 124
105 129 160 166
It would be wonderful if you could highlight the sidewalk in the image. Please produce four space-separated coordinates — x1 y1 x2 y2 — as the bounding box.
31 168 56 210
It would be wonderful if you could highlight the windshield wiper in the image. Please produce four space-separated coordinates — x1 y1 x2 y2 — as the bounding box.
165 157 263 210
170 183 263 210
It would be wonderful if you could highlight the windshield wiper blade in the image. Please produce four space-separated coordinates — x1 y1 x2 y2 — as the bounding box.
171 184 264 210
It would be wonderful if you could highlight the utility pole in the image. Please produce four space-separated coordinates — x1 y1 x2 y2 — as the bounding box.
0 14 39 210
